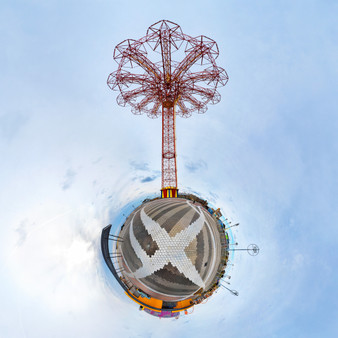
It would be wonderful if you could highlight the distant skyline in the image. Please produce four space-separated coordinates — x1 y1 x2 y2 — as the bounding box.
1 0 337 337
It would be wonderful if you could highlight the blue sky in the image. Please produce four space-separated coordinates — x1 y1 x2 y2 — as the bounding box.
0 0 337 337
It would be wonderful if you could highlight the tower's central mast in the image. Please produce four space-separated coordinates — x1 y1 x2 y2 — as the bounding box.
162 104 177 190
107 20 228 198
160 27 177 193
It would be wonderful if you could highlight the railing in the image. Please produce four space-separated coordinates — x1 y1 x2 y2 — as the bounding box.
101 224 130 292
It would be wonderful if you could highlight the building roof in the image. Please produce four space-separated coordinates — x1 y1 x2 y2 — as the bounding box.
118 198 222 301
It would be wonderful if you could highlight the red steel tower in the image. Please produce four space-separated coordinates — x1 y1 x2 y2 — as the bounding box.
108 20 228 197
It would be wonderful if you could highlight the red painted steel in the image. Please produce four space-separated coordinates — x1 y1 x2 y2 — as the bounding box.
162 105 177 188
107 20 228 189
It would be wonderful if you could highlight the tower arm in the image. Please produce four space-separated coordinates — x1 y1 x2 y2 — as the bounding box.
108 71 153 90
172 44 209 82
122 49 162 81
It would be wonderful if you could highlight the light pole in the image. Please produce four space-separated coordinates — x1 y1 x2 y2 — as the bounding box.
224 223 239 231
227 244 260 256
220 284 239 296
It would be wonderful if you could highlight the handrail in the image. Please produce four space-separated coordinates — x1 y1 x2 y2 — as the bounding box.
101 224 129 292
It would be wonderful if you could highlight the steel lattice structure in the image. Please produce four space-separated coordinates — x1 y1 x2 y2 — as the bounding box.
107 20 228 190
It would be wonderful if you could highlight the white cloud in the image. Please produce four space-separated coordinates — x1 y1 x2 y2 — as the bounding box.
0 0 337 337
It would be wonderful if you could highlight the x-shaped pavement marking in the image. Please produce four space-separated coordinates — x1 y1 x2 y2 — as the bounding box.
127 200 205 288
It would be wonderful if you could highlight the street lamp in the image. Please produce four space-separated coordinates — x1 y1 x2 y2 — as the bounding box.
224 223 239 231
227 244 260 256
220 284 239 296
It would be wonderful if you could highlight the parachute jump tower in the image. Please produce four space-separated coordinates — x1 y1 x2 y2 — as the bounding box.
101 20 257 319
107 20 228 197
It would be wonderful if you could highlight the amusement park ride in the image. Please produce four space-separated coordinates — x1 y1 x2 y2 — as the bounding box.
101 20 259 319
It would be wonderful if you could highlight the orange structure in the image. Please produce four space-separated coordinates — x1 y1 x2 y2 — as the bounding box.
107 20 228 195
